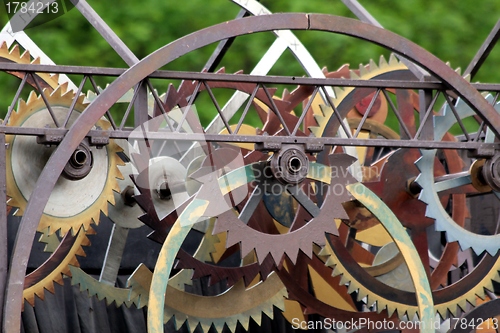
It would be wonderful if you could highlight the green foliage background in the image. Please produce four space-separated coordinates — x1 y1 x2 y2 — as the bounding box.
0 0 500 125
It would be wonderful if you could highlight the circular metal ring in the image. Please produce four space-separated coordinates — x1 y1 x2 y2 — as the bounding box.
62 141 93 180
482 154 500 192
270 145 309 185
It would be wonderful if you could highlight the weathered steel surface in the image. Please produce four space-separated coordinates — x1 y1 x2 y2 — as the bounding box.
3 8 500 333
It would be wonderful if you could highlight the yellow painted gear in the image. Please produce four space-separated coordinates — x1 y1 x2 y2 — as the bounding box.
0 42 63 92
23 227 91 307
320 237 500 319
308 54 407 138
6 86 123 235
307 54 496 320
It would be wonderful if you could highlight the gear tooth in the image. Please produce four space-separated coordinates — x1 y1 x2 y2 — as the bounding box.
317 246 329 257
197 322 212 333
492 271 500 282
308 126 322 137
357 289 368 302
454 67 462 75
414 156 426 170
104 296 114 307
35 289 45 301
59 82 69 95
47 279 59 292
486 247 498 256
9 44 20 58
282 88 290 99
87 90 98 100
239 316 252 330
75 246 87 257
445 61 451 68
325 256 336 268
301 244 314 259
24 295 35 307
49 85 63 98
346 282 358 294
256 247 271 264
212 219 227 235
368 58 378 71
261 302 274 319
379 54 389 68
284 247 298 264
444 231 458 243
173 315 185 329
385 303 397 318
349 70 361 80
0 42 8 52
329 263 341 276
448 303 459 317
31 57 41 65
76 94 88 106
388 53 399 66
471 244 485 255
339 274 350 285
463 73 471 82
359 64 369 76
19 49 31 62
406 308 417 321
319 104 333 117
26 90 39 105
226 231 243 251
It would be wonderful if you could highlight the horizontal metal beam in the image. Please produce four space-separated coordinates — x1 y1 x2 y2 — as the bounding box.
3 62 500 92
0 62 442 89
0 125 495 150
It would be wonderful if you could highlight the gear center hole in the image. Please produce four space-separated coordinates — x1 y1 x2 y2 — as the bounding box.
288 156 302 174
72 149 88 168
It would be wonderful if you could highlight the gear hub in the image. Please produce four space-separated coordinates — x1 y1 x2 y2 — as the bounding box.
270 145 309 185
62 141 93 180
481 154 500 192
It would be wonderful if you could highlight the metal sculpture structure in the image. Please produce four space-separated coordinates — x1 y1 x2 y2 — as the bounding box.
1 0 500 332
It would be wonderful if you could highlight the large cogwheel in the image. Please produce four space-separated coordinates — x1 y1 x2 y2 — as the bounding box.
416 95 500 256
320 228 500 319
0 42 105 308
67 80 289 333
6 87 123 235
311 56 500 320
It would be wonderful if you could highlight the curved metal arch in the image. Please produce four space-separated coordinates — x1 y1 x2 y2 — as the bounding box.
5 13 500 331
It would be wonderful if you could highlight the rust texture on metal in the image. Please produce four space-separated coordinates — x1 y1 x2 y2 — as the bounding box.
2 4 500 333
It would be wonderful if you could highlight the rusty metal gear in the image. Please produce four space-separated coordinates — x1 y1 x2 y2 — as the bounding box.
416 95 500 256
321 234 500 319
212 152 355 264
287 55 485 323
23 227 91 307
5 87 123 236
7 10 500 333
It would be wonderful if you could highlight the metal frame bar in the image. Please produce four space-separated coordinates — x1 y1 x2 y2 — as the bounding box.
3 10 500 332
464 19 500 79
0 134 6 331
3 61 500 92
